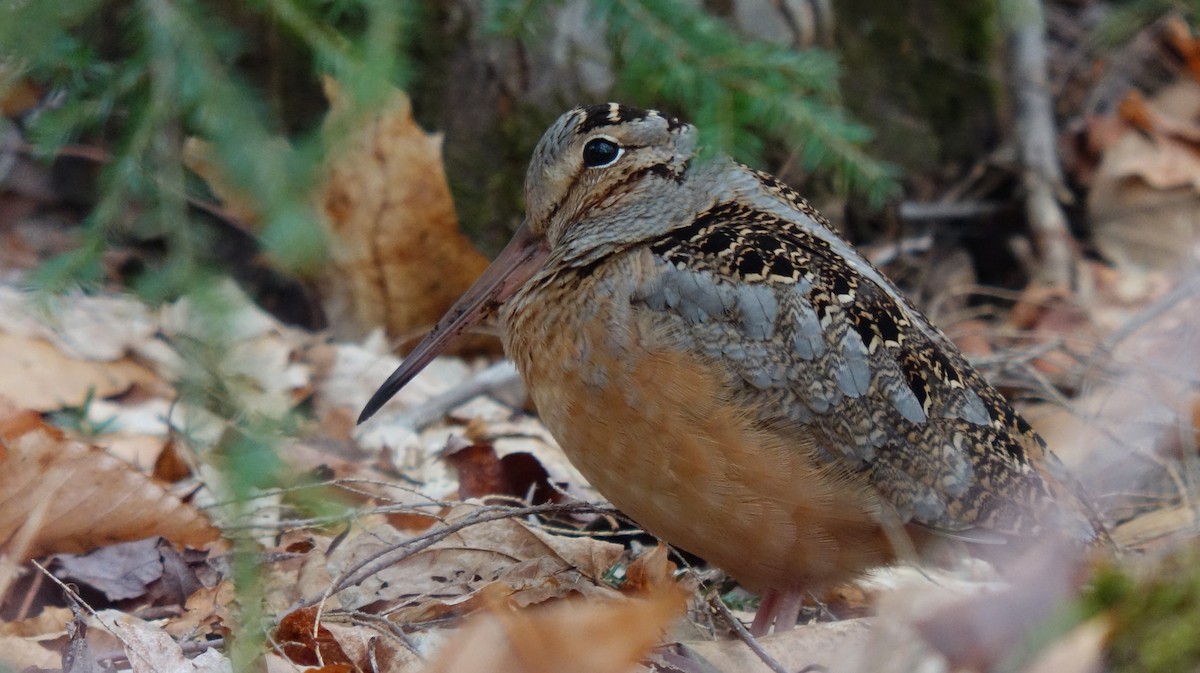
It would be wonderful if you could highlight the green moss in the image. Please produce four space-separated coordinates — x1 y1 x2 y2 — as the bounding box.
1085 547 1200 673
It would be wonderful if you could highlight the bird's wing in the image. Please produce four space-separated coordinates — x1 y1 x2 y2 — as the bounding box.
633 196 1090 541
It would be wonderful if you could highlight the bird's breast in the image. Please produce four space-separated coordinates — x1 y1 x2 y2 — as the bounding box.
501 252 893 590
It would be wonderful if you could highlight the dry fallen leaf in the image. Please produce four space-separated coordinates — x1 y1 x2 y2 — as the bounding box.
54 537 170 602
165 581 235 640
679 619 873 673
0 406 221 560
317 80 493 354
274 606 356 668
114 613 231 673
1090 81 1200 272
327 503 625 623
423 585 686 673
0 634 61 670
0 333 159 412
0 287 158 362
322 622 421 673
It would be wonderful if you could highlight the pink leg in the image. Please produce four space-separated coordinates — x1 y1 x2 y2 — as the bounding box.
772 591 804 632
749 589 805 636
749 589 781 637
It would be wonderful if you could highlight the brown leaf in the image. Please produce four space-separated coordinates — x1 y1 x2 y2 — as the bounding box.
0 634 61 670
274 606 355 668
322 622 421 673
0 75 41 116
621 544 677 596
443 441 508 500
442 441 563 505
1116 90 1154 134
1088 83 1200 272
317 80 494 355
0 605 74 637
0 607 70 670
152 438 193 483
164 581 235 640
0 407 221 559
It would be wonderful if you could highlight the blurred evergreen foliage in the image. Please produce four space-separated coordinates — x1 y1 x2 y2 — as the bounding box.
0 0 413 299
486 0 898 206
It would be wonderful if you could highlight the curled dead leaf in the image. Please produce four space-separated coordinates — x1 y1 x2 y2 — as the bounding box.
317 80 493 355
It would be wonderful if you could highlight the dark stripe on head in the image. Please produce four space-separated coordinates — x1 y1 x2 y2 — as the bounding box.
573 103 682 135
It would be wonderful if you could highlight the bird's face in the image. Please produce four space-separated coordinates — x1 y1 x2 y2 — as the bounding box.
357 104 694 422
523 104 697 260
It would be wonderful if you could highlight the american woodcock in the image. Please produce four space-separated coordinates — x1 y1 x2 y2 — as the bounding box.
359 104 1105 634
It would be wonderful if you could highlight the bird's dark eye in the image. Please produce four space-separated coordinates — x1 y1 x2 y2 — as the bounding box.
582 137 622 168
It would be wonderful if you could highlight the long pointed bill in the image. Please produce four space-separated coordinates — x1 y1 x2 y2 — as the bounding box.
358 221 550 424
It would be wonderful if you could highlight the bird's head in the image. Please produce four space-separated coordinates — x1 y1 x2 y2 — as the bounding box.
357 104 698 423
523 104 697 261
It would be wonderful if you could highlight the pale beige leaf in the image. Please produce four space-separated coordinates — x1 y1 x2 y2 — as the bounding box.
679 619 872 673
0 287 157 362
1089 82 1200 271
0 605 74 638
116 616 231 673
0 334 159 412
0 408 220 559
0 634 60 669
424 588 685 673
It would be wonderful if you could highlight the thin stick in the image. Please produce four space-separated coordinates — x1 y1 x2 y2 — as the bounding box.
389 361 520 431
706 593 791 673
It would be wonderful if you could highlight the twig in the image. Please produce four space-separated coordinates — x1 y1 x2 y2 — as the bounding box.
345 611 423 657
387 360 520 431
302 500 610 608
705 593 792 673
97 638 227 670
861 233 932 268
897 201 1005 221
1004 0 1077 288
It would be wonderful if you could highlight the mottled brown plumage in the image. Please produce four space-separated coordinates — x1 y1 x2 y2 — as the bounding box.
360 103 1106 634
